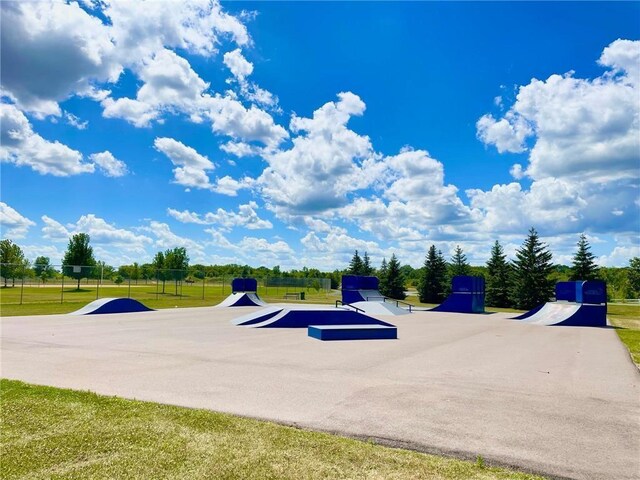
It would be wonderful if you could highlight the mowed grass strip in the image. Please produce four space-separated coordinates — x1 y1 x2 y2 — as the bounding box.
607 304 640 366
1 379 545 480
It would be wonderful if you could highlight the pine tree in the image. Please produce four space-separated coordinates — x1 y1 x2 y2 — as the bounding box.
348 250 365 275
418 245 448 303
362 251 373 276
486 240 511 307
383 253 406 300
449 245 471 277
510 228 555 310
569 234 599 281
378 258 389 296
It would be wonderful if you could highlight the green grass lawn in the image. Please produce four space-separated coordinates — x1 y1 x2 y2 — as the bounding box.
607 304 640 366
0 379 545 480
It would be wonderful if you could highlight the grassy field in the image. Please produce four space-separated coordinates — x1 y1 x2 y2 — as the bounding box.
0 379 545 480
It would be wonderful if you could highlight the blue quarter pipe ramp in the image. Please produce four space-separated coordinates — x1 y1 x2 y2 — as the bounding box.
70 298 154 315
431 276 485 314
513 281 607 327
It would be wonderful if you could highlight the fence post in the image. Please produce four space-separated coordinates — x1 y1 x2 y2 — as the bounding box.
19 264 25 305
202 276 205 300
155 270 159 300
128 276 131 298
61 269 64 304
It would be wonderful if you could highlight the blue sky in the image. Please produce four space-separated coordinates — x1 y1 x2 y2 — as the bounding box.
1 1 639 269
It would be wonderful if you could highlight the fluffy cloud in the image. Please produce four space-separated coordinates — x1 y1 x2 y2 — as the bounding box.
477 39 639 182
0 1 120 117
473 39 640 239
89 151 128 177
223 49 253 81
211 175 255 196
41 214 152 256
167 201 272 230
154 137 215 189
0 103 95 176
102 48 210 127
0 203 36 239
0 1 248 118
257 92 384 216
141 221 205 259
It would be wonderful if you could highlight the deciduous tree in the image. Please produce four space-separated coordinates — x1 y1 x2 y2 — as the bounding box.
62 233 96 290
0 239 26 287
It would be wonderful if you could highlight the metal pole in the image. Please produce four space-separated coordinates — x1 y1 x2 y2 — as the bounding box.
155 270 159 300
128 276 131 298
202 276 205 300
61 268 64 304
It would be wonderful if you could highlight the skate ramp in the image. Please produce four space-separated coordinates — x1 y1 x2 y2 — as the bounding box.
350 301 411 316
513 302 607 327
431 276 485 314
70 298 154 315
217 292 266 307
232 305 394 328
341 275 387 304
512 281 607 327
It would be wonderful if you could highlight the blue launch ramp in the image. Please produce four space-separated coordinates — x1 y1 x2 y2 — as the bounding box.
217 278 266 307
308 324 397 341
431 276 485 313
70 297 154 315
513 281 607 327
232 305 394 328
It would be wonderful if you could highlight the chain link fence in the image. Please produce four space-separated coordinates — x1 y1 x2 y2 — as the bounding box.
0 263 332 306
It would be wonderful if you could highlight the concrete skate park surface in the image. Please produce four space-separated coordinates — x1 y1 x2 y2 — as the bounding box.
2 307 639 480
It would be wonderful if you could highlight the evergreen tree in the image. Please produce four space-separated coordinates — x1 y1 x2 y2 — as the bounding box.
383 253 406 300
378 258 389 296
569 234 599 280
362 251 373 276
418 245 448 303
449 245 471 277
485 240 511 307
348 250 365 275
62 233 96 290
510 228 555 310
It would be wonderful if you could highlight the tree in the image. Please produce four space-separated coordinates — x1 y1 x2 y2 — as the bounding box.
33 256 55 284
0 239 26 287
152 251 167 293
379 253 406 300
628 257 640 298
164 247 189 295
485 241 511 308
449 245 471 277
569 234 599 281
378 258 389 295
418 245 448 304
510 228 555 310
348 250 365 275
362 252 374 276
62 233 96 290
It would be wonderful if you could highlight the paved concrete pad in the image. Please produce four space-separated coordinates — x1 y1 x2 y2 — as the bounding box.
1 307 638 479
